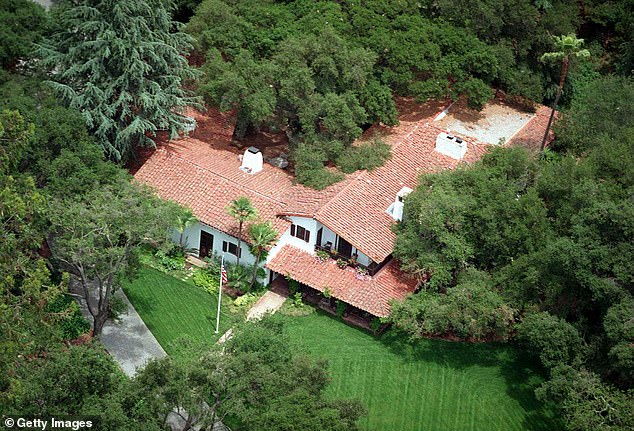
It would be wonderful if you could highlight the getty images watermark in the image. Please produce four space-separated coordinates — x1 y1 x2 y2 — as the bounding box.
3 416 97 430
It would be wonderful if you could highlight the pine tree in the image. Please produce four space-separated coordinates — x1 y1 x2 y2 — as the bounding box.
41 0 201 161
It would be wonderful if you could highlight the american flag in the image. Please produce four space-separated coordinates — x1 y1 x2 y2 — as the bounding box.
221 263 228 284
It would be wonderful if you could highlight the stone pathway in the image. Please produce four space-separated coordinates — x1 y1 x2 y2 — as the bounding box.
246 290 287 320
216 290 287 344
71 279 167 377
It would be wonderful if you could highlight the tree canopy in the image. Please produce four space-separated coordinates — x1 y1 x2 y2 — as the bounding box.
392 76 634 429
40 0 201 161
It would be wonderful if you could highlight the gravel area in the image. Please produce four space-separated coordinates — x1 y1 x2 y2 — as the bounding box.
437 100 535 145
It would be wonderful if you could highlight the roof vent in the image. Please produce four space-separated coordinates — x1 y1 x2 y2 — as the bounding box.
240 147 263 174
388 186 413 221
182 116 196 133
435 132 467 160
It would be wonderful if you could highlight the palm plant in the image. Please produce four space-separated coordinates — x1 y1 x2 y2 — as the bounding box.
226 196 257 266
540 34 590 151
175 208 198 248
248 221 278 289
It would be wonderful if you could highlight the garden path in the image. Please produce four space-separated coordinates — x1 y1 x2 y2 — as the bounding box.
246 290 287 320
71 278 167 377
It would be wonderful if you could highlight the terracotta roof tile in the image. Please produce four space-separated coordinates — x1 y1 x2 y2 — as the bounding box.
313 121 491 263
266 245 416 317
506 105 554 152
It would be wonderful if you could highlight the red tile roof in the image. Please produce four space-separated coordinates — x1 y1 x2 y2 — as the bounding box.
266 245 416 317
134 109 357 240
135 100 542 261
506 105 554 152
313 120 491 263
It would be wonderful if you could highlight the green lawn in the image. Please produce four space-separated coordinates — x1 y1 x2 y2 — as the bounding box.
122 267 238 356
283 312 561 431
124 268 560 431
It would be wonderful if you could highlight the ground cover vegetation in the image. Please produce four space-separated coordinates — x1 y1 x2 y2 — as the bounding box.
392 76 634 430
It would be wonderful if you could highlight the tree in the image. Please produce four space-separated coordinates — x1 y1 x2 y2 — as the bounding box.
536 365 634 431
539 34 590 151
515 311 585 369
174 208 198 249
248 221 278 289
8 344 124 417
0 0 47 69
394 146 548 289
131 319 366 431
40 0 201 161
225 196 257 267
48 182 182 336
390 269 516 341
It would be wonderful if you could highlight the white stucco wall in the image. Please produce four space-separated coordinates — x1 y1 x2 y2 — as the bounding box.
173 222 273 284
173 222 258 266
314 222 372 266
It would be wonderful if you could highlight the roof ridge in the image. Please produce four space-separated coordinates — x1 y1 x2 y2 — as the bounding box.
314 121 424 221
155 147 289 209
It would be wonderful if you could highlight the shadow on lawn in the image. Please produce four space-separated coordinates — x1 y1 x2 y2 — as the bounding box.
121 286 158 315
377 329 562 431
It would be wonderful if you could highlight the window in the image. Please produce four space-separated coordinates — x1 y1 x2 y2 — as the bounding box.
290 224 310 242
222 240 241 257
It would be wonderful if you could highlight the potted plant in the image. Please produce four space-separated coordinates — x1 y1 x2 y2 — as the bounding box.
316 250 330 262
336 258 347 269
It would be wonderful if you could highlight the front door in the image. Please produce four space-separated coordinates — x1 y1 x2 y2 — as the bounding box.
199 231 214 259
337 236 353 259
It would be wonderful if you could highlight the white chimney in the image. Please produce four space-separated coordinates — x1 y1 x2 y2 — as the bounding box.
389 186 413 221
240 147 263 174
435 132 467 160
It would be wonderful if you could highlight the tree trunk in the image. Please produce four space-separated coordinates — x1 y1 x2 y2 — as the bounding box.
93 311 109 337
236 221 243 267
250 250 262 290
540 56 569 151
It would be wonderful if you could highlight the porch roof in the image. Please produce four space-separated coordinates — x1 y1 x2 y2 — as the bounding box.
266 245 416 317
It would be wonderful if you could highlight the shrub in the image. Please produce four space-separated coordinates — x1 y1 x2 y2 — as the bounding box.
47 294 91 339
370 317 382 333
293 292 303 307
336 258 347 269
234 292 259 308
192 268 219 295
288 278 300 295
336 139 391 174
109 294 127 320
155 249 185 272
47 294 90 340
336 300 347 317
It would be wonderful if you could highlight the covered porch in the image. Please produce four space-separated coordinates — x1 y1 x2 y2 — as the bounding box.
266 244 417 320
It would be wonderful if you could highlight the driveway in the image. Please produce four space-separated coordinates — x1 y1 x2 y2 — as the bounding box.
71 278 166 377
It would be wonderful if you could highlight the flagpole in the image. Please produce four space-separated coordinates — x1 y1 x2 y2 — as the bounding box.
215 254 224 334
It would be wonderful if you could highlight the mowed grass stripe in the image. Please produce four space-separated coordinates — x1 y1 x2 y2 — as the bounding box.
123 271 560 431
122 267 237 357
283 311 561 431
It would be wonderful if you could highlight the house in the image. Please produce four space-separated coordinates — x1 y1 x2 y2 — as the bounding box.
133 98 552 318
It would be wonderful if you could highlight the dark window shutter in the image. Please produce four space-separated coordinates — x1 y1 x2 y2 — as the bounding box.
290 224 295 237
238 247 242 258
305 230 310 242
222 241 227 252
